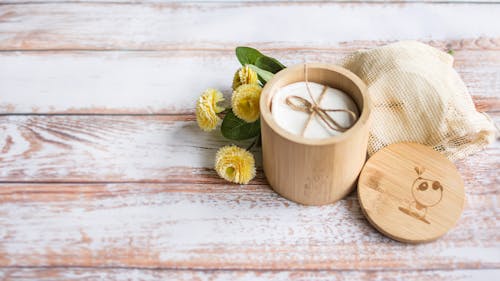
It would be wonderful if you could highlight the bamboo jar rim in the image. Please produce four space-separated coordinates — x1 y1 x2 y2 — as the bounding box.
260 63 371 146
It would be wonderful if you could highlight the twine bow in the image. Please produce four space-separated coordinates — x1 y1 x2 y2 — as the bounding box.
285 64 358 136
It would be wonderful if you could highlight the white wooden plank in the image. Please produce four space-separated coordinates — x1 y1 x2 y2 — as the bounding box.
0 3 499 50
0 115 260 182
1 268 499 281
0 49 498 114
0 182 498 269
0 114 498 183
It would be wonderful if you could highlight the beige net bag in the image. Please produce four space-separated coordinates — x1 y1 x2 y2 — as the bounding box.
342 41 495 161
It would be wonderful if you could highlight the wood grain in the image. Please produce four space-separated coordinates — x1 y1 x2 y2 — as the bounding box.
358 143 465 243
0 1 499 113
0 49 498 114
0 115 256 183
0 114 498 183
1 268 499 281
0 0 498 278
0 2 499 51
0 181 497 269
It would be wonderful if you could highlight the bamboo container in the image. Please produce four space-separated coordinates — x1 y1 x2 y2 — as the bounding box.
260 63 372 205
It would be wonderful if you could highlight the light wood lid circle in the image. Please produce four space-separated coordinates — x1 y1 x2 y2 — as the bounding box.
358 142 465 243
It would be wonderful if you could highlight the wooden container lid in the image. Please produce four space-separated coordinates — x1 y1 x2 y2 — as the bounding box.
357 142 465 243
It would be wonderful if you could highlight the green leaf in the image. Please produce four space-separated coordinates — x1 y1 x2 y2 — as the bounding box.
248 64 274 83
269 56 286 69
235 47 264 66
221 110 261 140
255 56 285 74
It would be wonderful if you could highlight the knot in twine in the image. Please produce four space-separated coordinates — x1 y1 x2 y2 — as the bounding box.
284 64 358 136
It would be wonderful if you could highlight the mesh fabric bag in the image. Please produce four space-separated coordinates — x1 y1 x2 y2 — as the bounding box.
342 41 495 161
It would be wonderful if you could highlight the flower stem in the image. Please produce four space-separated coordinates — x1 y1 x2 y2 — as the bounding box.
217 108 232 118
246 134 260 151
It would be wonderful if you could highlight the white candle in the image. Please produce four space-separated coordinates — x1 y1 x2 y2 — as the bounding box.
271 81 359 139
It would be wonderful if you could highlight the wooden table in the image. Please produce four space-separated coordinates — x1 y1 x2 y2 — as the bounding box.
0 1 499 280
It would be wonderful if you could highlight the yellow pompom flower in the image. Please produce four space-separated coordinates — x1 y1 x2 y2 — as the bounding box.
215 145 256 184
232 65 259 90
196 88 225 131
231 84 262 123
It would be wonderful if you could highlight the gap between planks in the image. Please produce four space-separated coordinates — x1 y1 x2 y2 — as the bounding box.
0 39 498 52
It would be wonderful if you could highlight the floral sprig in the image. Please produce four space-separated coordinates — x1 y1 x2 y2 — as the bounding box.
232 84 262 123
195 47 286 184
195 88 225 132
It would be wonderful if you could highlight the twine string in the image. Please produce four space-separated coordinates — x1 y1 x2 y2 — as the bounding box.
285 64 358 136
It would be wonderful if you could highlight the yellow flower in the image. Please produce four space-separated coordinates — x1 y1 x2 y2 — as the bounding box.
196 88 225 131
232 65 259 90
231 84 262 123
215 145 256 184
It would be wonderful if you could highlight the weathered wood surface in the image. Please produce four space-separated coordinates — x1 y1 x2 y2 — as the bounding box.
0 113 498 182
1 1 500 114
1 2 499 51
0 115 498 272
0 181 498 269
0 49 499 114
0 0 499 280
1 268 499 281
